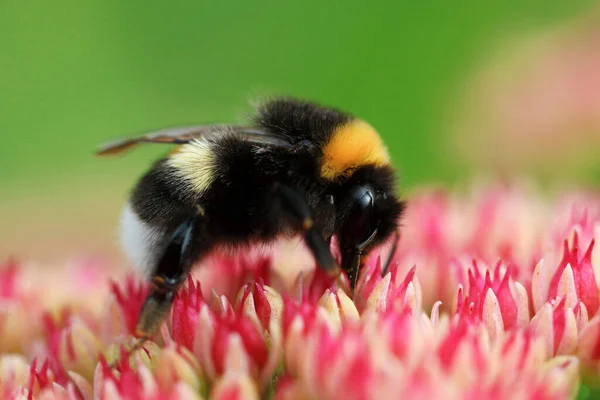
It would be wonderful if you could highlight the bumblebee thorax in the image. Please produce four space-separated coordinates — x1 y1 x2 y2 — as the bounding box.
320 119 390 180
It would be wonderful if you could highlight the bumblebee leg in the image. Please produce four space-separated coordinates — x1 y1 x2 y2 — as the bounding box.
381 231 400 277
342 227 379 289
135 214 206 339
274 184 341 278
346 252 362 290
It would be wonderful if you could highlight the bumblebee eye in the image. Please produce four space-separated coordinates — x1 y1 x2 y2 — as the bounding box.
345 186 378 248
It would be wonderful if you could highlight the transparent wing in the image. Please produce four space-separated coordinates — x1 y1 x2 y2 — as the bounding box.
95 124 293 156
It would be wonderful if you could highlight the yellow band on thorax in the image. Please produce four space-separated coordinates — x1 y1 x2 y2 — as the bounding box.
320 119 390 180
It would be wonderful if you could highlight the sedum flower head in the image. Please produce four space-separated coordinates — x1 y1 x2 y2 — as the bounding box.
3 180 600 398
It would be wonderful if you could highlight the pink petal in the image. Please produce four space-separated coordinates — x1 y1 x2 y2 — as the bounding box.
556 264 578 309
575 239 599 316
495 271 518 329
552 298 567 355
578 315 600 361
512 282 531 327
109 275 149 336
172 276 206 351
482 289 504 341
531 259 548 312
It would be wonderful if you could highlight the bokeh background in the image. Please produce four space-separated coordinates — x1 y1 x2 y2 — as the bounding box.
1 1 599 263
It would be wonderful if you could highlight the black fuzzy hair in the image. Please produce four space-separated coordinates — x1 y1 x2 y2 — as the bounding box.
252 97 352 146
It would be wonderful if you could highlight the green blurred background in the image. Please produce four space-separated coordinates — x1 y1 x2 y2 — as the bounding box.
0 1 597 261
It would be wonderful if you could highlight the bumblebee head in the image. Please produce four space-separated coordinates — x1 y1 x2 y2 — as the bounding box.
334 165 405 286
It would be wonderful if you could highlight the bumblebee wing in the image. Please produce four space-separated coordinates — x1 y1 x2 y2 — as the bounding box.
95 125 293 156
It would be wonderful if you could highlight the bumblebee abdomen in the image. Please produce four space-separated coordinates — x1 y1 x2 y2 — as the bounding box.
122 156 201 275
120 201 169 275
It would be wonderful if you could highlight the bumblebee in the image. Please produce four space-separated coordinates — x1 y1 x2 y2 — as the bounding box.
97 97 405 339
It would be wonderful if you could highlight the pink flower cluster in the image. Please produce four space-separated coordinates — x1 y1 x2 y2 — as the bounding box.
448 8 600 177
2 181 600 399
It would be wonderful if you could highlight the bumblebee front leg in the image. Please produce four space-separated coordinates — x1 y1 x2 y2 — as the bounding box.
135 213 207 340
274 184 341 278
381 231 400 278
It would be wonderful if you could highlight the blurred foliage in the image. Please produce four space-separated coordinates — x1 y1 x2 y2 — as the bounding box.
1 0 596 196
578 383 600 400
